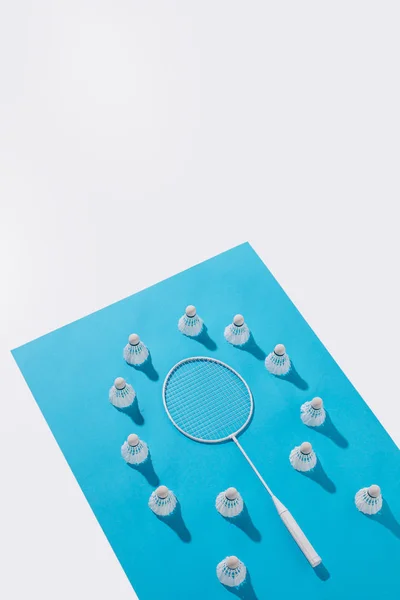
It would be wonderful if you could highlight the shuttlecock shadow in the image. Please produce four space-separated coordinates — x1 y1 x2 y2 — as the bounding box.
133 353 159 381
187 325 217 351
311 411 349 449
301 459 336 494
223 571 258 599
235 333 266 362
156 502 192 543
115 399 144 425
314 563 331 581
366 500 400 539
127 454 160 487
278 361 309 390
223 505 262 542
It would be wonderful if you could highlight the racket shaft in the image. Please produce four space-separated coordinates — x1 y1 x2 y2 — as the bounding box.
273 497 322 567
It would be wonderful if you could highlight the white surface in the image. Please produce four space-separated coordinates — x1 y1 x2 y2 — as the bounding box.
0 1 399 599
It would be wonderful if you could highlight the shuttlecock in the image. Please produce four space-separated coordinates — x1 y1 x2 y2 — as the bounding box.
123 333 149 366
121 433 149 465
109 377 136 408
289 442 317 472
148 485 177 517
178 305 204 337
216 487 244 518
224 314 250 346
355 485 383 515
301 397 326 427
216 556 247 588
265 344 291 375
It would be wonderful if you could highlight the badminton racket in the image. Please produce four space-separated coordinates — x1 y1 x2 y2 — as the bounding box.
162 356 322 568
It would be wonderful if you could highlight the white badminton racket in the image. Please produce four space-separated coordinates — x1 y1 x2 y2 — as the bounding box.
162 356 322 568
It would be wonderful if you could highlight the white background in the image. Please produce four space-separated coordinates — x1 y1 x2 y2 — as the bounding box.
0 2 399 598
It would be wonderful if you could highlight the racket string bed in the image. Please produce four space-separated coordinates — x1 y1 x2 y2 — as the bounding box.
165 359 251 441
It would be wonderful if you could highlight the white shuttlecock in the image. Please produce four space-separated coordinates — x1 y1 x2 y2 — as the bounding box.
215 487 244 518
300 397 326 427
123 333 149 366
148 485 177 517
289 442 317 472
121 433 149 465
216 556 247 588
109 377 136 408
265 343 291 375
178 305 204 337
355 485 383 515
224 314 250 346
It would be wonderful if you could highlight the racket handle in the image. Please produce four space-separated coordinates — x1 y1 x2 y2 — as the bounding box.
272 496 322 568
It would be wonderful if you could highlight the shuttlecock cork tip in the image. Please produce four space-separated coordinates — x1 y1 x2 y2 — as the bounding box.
185 305 196 317
368 485 381 498
225 487 238 500
114 377 126 390
311 397 323 409
127 433 139 447
156 485 169 499
129 333 140 345
233 314 244 327
274 343 286 356
300 441 312 454
226 556 240 569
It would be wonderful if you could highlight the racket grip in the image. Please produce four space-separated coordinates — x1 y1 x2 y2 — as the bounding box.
272 496 322 568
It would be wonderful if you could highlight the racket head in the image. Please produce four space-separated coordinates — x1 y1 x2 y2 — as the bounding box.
162 356 253 443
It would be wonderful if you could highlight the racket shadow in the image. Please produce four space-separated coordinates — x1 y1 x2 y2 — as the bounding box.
223 571 258 599
222 505 262 542
126 454 160 487
156 502 192 543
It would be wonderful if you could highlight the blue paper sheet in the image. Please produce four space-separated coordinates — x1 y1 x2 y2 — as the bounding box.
13 243 400 599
